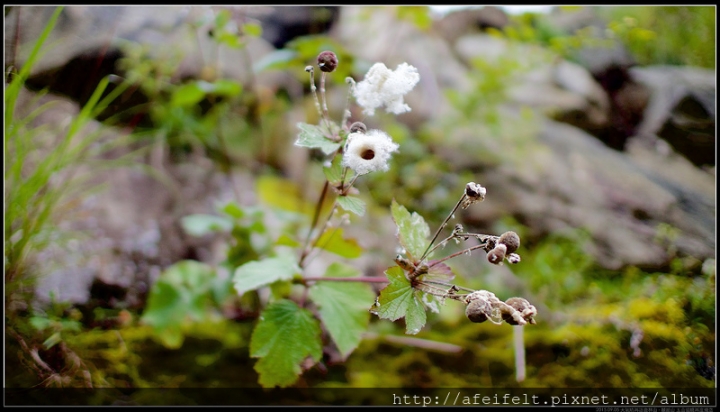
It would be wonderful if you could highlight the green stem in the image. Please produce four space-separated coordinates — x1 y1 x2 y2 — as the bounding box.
425 243 488 270
303 276 389 284
419 193 467 262
299 179 330 267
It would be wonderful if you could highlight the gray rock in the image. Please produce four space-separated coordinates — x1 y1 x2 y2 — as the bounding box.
630 65 716 167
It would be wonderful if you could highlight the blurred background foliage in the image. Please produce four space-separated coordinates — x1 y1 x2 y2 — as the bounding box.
4 5 715 398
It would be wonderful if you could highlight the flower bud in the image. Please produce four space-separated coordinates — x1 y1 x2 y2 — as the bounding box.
498 231 520 254
349 121 367 134
487 243 507 265
317 50 338 72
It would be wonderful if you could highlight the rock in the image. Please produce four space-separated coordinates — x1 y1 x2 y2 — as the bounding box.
251 5 339 48
630 65 716 168
458 116 714 270
5 6 295 126
10 5 715 307
433 6 510 44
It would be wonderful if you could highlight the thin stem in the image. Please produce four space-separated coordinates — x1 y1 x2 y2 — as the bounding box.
413 280 468 302
419 193 467 262
342 174 361 195
299 179 330 267
421 279 476 294
425 232 495 260
363 332 464 354
341 77 356 129
308 202 338 251
306 66 323 121
426 243 488 269
514 325 526 383
303 276 389 283
424 234 456 260
320 71 329 121
299 200 339 269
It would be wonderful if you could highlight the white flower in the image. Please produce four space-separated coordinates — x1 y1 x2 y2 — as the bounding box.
342 129 399 175
353 62 420 116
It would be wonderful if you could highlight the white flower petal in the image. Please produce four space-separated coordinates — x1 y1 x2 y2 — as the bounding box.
341 130 399 175
353 62 420 116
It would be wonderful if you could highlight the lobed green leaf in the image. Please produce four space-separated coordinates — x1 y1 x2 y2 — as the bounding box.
140 261 217 348
250 300 323 388
295 122 342 155
375 266 427 335
390 200 430 262
308 263 375 358
233 252 301 297
314 228 363 259
337 195 366 217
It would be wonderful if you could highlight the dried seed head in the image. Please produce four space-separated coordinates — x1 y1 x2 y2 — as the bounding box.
465 182 486 199
466 299 491 323
349 121 367 134
506 253 521 264
461 182 486 209
487 243 507 265
504 297 537 325
317 50 338 72
498 231 520 254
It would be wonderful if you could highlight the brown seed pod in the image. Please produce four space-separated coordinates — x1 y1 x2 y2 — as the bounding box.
498 231 520 254
504 297 537 325
317 50 338 72
466 298 491 323
487 244 507 265
465 182 486 201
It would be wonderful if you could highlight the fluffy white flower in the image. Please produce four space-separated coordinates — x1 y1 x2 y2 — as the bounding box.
353 62 420 116
342 129 399 175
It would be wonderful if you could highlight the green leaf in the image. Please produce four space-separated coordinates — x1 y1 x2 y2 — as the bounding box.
308 263 375 358
253 49 298 73
171 83 205 107
233 251 301 297
29 316 53 331
42 332 62 350
390 200 430 262
322 155 343 185
319 120 342 142
337 196 366 217
314 228 362 259
250 300 322 388
375 266 427 335
295 122 342 155
216 32 243 49
257 174 312 215
141 261 217 347
207 79 243 97
243 22 263 37
219 200 245 219
276 234 301 247
181 214 233 236
142 261 215 323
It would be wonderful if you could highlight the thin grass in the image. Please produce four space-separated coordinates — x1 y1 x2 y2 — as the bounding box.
4 6 139 292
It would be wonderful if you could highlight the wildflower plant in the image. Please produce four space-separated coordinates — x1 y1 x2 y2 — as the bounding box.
166 50 536 388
